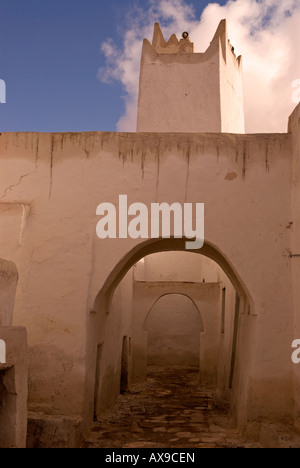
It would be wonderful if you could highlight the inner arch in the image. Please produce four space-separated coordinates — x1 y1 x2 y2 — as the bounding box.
144 293 203 368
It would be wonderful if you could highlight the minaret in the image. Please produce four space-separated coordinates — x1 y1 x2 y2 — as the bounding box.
137 20 245 134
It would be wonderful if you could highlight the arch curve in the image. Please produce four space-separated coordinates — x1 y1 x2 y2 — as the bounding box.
93 238 253 313
143 292 205 333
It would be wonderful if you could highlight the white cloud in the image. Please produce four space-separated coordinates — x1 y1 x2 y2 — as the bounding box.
99 0 300 133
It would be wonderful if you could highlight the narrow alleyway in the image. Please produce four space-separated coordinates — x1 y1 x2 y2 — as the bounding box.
84 367 258 448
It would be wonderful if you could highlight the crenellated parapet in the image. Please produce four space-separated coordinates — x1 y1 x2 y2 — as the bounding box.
151 23 194 54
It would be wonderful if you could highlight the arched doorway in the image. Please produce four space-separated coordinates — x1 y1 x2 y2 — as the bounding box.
85 238 254 431
145 294 203 368
93 239 251 311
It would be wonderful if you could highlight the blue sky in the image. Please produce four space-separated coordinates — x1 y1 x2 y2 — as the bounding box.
0 0 226 133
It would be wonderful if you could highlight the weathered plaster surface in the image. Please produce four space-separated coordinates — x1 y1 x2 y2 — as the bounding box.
289 103 300 427
0 127 295 433
0 259 18 326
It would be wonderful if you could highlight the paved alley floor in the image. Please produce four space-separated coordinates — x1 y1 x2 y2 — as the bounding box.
84 367 259 448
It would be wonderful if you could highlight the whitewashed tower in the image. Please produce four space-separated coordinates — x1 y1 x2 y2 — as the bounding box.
137 20 245 133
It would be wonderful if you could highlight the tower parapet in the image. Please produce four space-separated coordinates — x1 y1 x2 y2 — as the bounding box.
152 23 194 54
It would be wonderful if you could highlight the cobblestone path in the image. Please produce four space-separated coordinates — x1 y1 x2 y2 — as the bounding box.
84 367 260 448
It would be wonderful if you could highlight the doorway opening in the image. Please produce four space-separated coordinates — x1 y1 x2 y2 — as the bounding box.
120 337 129 394
93 343 103 422
145 294 201 369
87 239 254 438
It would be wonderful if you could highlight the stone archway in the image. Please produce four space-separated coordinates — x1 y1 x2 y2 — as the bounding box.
84 238 255 432
93 238 252 313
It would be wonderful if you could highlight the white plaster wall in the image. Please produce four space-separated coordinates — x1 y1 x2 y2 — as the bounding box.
0 258 18 326
137 43 221 132
289 103 300 426
219 39 245 133
0 130 295 427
